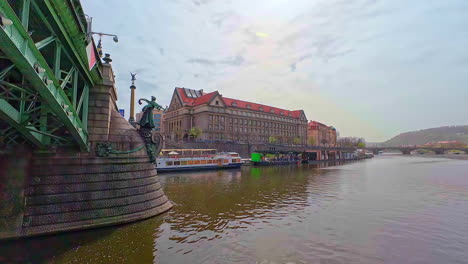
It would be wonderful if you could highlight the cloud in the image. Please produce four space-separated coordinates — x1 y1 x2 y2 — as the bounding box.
81 0 468 142
290 54 313 72
186 55 245 66
186 58 215 66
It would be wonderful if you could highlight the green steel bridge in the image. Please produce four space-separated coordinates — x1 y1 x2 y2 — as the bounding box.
0 0 101 151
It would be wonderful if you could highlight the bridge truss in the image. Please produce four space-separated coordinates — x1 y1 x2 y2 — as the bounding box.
0 0 100 151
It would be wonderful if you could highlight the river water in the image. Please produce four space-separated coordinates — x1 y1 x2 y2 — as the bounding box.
2 155 468 264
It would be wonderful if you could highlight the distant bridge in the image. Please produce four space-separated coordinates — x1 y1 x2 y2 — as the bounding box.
364 146 468 155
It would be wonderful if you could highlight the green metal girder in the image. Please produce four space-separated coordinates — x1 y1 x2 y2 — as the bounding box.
40 0 101 85
35 36 55 50
0 99 44 147
0 2 88 151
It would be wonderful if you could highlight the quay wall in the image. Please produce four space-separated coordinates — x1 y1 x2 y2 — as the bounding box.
0 64 171 240
173 141 355 160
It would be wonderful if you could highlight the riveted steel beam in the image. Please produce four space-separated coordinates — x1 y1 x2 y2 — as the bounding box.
36 0 98 86
0 98 44 147
35 36 55 50
0 2 88 151
0 65 15 80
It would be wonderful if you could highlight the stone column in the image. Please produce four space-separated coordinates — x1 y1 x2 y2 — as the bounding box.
87 62 118 144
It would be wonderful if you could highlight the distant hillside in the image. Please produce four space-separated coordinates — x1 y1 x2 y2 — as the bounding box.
383 126 468 146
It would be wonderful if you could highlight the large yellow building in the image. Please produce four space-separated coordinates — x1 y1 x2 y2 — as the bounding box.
164 88 308 144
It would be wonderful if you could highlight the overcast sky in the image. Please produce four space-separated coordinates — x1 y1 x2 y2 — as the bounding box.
82 0 468 142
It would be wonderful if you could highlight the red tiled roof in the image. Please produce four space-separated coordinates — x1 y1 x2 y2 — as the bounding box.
223 97 302 118
308 121 327 127
174 87 303 119
176 87 217 106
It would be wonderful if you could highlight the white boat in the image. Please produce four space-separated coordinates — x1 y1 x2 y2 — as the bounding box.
156 149 243 172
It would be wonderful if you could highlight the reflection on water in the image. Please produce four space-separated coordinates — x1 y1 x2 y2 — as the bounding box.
1 156 468 263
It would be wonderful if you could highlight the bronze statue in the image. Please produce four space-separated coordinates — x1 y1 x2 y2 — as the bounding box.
137 96 163 129
137 96 164 163
130 72 137 84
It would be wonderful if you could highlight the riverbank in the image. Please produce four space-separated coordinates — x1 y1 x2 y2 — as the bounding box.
410 154 468 160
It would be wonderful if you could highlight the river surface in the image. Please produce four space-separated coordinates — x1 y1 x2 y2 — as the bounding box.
2 155 468 264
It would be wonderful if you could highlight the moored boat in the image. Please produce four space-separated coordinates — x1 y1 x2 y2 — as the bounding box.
156 149 242 172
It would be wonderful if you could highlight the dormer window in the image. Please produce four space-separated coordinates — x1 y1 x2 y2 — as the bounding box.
259 106 264 111
246 104 251 109
232 101 237 107
270 109 275 113
288 113 292 117
280 111 284 115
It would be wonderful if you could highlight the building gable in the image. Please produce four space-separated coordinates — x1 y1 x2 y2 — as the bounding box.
167 89 183 112
208 94 226 107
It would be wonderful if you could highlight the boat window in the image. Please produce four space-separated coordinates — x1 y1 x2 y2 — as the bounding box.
224 159 229 163
188 160 194 165
174 161 180 166
201 160 207 164
194 160 201 164
166 161 173 166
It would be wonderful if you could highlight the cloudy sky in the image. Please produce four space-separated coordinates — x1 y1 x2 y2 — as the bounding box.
82 0 468 142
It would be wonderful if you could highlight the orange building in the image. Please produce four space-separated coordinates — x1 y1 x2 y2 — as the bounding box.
307 121 337 146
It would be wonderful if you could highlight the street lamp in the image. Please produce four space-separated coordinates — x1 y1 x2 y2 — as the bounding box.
88 32 119 58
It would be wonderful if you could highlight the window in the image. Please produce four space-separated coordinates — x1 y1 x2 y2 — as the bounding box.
181 161 188 165
174 161 180 166
246 104 251 109
166 161 173 166
216 100 219 105
259 106 264 111
232 101 237 107
154 114 161 118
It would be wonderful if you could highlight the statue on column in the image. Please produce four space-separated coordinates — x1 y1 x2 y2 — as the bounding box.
137 96 164 164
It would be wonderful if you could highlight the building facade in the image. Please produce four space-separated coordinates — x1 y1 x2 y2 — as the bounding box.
136 109 164 132
307 121 337 146
164 88 308 144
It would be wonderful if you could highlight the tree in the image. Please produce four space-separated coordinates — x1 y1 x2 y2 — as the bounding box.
189 127 202 140
269 136 278 144
338 137 366 148
357 142 366 148
308 137 316 146
293 137 301 145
